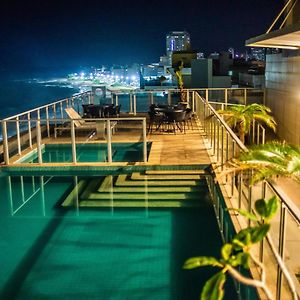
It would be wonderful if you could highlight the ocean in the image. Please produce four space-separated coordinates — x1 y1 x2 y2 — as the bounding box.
0 78 82 119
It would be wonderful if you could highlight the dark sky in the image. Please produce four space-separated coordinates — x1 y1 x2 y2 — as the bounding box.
0 0 283 70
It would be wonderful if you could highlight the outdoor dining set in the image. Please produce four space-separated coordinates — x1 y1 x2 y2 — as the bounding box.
82 103 121 118
147 103 194 134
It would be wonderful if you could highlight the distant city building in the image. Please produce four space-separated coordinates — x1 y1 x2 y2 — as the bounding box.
228 47 234 59
208 52 220 60
159 55 169 67
172 50 197 68
197 52 205 59
166 31 191 65
250 47 265 61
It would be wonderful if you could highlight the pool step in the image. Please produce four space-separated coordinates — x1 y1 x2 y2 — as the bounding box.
61 180 87 207
61 170 209 208
79 200 201 208
145 170 206 175
130 172 203 180
115 174 200 186
98 176 204 193
84 192 200 200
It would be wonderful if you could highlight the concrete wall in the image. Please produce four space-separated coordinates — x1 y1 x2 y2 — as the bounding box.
265 53 300 144
191 59 212 88
239 73 265 88
211 76 231 88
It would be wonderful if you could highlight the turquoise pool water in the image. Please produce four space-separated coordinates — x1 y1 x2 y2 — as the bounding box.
0 167 250 299
18 142 150 163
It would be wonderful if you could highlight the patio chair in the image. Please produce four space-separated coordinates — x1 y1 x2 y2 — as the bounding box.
164 110 186 134
104 104 121 117
54 108 117 138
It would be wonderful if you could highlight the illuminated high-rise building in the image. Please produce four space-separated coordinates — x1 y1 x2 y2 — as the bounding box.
166 31 191 65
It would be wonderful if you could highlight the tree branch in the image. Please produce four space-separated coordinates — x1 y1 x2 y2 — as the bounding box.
227 265 273 300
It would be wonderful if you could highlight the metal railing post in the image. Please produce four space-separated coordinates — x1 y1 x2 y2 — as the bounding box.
225 132 229 162
53 104 57 127
168 91 171 105
16 116 21 155
210 117 214 148
252 120 255 143
248 170 253 226
221 126 224 169
107 120 112 163
150 92 154 105
60 102 63 118
27 112 32 148
129 93 133 114
133 94 137 116
192 91 195 113
213 119 216 154
2 121 10 164
205 89 209 104
224 89 228 108
276 203 287 300
142 119 147 162
244 88 247 105
46 106 50 137
71 120 77 163
216 121 220 161
36 119 43 164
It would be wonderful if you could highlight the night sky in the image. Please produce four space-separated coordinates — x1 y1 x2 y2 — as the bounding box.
0 0 283 71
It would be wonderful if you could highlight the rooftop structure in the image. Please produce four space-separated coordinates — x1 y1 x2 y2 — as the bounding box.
1 86 300 299
246 0 300 144
166 31 191 65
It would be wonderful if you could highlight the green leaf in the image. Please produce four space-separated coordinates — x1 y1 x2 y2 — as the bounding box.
228 208 258 221
240 252 250 269
221 244 232 261
233 228 252 248
255 197 278 221
250 224 270 243
183 257 223 269
230 252 250 269
255 199 268 218
201 271 226 300
265 196 278 220
232 238 246 249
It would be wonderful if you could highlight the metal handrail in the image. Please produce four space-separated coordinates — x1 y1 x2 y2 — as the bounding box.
195 91 300 299
1 116 148 165
4 91 91 121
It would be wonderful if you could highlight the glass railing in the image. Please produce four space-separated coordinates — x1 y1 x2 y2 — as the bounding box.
194 92 300 299
1 117 148 165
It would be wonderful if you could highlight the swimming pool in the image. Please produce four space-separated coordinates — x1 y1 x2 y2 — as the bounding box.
17 142 151 163
0 166 253 299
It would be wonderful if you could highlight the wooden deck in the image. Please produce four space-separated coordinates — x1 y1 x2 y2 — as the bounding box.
147 126 211 165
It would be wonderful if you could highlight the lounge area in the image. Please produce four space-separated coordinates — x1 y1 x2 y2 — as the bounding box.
82 103 121 118
147 103 194 134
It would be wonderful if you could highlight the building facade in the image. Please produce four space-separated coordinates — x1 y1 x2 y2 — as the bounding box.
166 31 191 66
246 0 300 144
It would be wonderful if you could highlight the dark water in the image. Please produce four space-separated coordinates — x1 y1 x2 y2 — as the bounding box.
0 68 82 119
0 79 81 119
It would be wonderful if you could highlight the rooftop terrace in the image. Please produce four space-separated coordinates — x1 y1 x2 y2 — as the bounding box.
1 87 299 299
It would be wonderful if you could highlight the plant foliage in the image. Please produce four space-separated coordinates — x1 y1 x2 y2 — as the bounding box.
183 196 278 300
